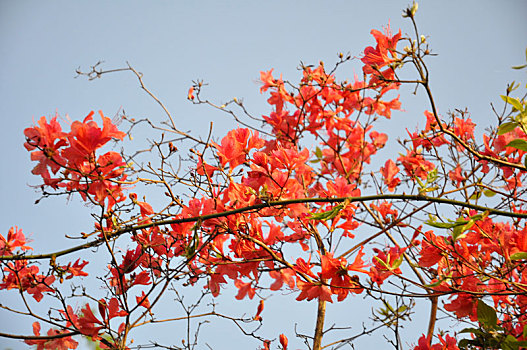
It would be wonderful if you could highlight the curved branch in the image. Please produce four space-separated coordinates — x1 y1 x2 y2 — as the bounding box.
0 330 79 340
3 193 527 261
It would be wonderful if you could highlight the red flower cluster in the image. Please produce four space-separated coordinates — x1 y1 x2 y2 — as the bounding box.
24 111 127 209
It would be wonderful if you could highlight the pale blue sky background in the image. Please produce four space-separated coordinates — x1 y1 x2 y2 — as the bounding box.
1 1 526 349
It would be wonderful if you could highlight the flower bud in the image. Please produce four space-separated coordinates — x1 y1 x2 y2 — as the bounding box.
410 1 418 16
279 334 288 350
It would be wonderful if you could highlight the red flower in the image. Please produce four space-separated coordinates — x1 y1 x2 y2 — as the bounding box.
137 201 154 217
60 258 89 279
234 279 256 300
362 25 401 74
136 291 151 309
260 69 280 93
214 128 264 169
24 116 68 187
279 334 288 350
196 157 219 177
98 297 128 322
380 159 401 192
418 230 447 268
0 226 32 255
296 279 332 302
24 322 79 350
370 246 405 285
453 117 476 143
318 250 367 301
76 304 103 337
398 150 435 180
1 261 55 301
414 334 459 350
260 340 271 350
269 268 295 290
62 111 125 165
448 165 465 186
253 299 264 321
370 201 398 222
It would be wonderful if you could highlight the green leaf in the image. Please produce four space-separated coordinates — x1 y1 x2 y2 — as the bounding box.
451 226 463 241
424 279 443 288
483 189 496 197
506 139 527 152
419 186 439 194
384 301 395 313
451 219 475 241
457 339 470 349
503 335 521 350
425 220 465 229
184 230 201 258
498 121 519 135
391 255 404 270
511 49 527 70
459 327 482 335
452 214 482 242
520 111 527 127
308 204 343 221
315 147 323 159
477 299 498 329
469 191 481 200
507 81 520 94
510 252 527 260
396 305 408 313
426 168 438 182
373 256 390 269
311 147 324 163
501 95 524 112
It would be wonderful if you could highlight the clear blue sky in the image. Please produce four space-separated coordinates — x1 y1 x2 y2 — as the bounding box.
1 1 526 349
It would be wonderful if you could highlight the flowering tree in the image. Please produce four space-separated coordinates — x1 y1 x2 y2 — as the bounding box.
2 3 527 349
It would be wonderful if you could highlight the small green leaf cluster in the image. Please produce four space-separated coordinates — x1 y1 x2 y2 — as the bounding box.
373 299 413 327
416 168 439 195
425 212 488 242
497 49 527 167
458 300 527 350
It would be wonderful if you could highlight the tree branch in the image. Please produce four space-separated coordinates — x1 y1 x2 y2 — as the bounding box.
3 193 526 261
